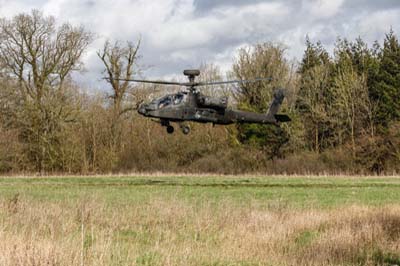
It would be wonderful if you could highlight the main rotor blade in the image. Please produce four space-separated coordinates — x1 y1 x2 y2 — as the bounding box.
104 77 185 86
196 77 273 86
104 76 273 87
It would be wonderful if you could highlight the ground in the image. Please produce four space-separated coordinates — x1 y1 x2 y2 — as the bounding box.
0 175 400 265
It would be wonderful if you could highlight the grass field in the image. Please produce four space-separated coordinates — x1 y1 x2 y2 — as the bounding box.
0 175 400 265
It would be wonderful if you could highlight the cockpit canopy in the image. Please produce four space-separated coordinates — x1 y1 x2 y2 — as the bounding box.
150 93 186 109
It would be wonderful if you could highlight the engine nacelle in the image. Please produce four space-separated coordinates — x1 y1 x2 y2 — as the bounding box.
197 96 228 109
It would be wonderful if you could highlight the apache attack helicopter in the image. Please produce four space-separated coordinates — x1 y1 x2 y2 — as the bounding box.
113 69 291 134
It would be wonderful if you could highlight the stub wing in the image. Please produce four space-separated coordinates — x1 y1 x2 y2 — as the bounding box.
274 114 291 122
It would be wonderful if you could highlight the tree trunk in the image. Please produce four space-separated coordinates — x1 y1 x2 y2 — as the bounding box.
315 126 319 153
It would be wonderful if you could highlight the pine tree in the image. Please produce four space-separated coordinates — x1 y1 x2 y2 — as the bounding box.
296 38 333 152
299 37 330 75
370 30 400 126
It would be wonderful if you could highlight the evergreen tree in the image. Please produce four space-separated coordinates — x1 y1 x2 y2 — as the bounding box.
299 37 330 75
296 38 334 152
370 30 400 126
350 37 376 74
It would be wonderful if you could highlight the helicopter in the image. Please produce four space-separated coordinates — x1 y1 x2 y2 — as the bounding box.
112 69 291 134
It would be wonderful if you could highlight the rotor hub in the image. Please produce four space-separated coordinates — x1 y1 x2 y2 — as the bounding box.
183 69 200 83
183 69 200 77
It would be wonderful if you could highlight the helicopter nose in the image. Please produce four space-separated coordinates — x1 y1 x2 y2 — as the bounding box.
138 104 147 115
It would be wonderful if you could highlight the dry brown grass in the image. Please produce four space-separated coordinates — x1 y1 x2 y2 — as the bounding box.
0 194 399 266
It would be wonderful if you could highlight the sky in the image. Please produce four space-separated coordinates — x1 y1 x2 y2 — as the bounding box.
0 0 399 89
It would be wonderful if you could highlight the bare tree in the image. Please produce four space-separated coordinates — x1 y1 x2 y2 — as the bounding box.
232 42 290 111
197 63 226 97
333 69 374 155
230 42 292 158
0 10 92 172
0 10 92 103
97 39 141 149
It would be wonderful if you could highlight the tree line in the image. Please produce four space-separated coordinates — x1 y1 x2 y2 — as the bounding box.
0 10 399 175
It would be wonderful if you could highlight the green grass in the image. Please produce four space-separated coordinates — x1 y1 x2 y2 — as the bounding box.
1 175 400 208
1 175 400 265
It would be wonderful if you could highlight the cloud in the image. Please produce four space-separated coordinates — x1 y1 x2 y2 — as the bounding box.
0 0 399 89
302 0 345 19
358 9 400 39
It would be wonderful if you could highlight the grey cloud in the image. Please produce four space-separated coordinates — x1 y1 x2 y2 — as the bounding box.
343 0 400 11
0 0 399 90
193 0 268 12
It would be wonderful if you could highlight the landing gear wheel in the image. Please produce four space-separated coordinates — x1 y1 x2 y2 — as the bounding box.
166 125 174 134
181 125 190 135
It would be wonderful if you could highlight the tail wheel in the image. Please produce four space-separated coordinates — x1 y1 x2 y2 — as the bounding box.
181 125 190 135
166 125 174 134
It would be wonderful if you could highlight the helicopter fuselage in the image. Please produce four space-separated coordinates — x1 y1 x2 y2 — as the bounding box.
138 90 289 134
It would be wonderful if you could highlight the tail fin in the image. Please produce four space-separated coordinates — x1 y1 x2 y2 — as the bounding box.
266 89 291 123
266 89 284 118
